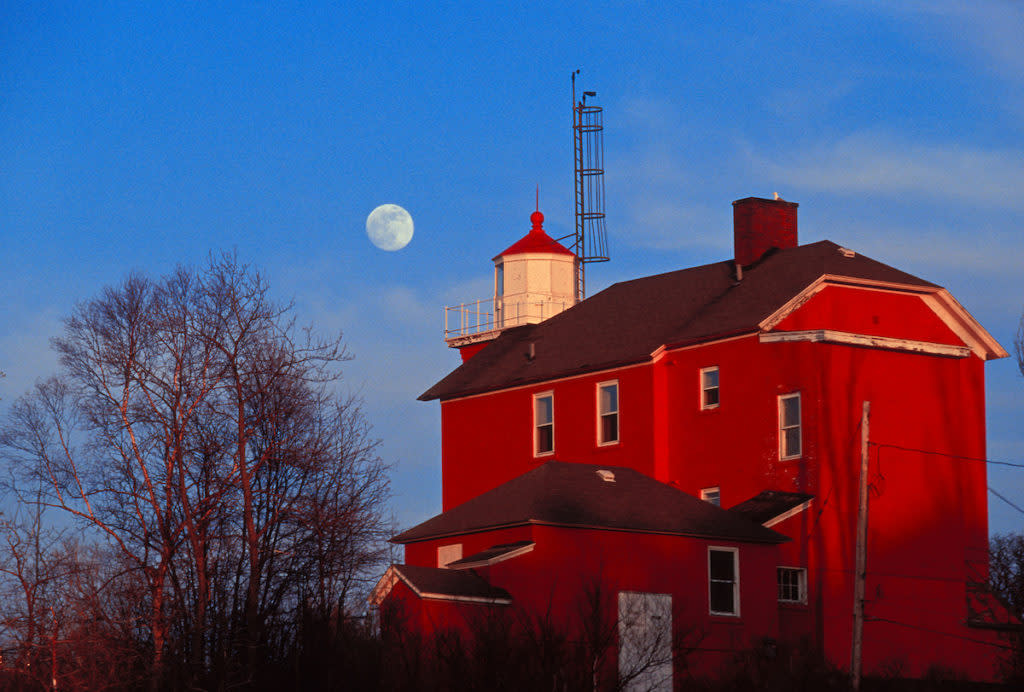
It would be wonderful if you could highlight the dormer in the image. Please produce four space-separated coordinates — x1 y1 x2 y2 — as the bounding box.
443 209 578 361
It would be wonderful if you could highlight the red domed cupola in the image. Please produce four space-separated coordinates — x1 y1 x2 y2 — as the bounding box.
497 210 576 257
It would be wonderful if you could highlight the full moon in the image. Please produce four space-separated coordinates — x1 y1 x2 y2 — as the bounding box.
366 204 414 251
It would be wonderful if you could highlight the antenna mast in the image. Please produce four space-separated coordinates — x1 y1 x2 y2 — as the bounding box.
567 70 609 302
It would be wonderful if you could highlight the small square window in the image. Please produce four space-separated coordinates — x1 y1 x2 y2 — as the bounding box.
700 487 721 506
779 392 801 459
701 367 719 409
598 381 619 445
709 547 739 616
535 392 554 456
777 567 807 603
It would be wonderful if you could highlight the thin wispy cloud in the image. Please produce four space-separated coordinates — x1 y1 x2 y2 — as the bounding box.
609 100 729 253
753 133 1024 210
883 1 1024 81
835 222 1024 276
766 79 859 120
0 310 62 399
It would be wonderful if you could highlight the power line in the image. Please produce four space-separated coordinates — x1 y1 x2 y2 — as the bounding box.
870 442 1024 470
989 486 1024 516
870 443 1024 515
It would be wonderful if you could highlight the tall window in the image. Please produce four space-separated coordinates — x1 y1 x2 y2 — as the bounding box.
598 381 619 445
709 547 739 616
700 366 719 409
534 392 554 456
777 567 807 603
779 392 801 459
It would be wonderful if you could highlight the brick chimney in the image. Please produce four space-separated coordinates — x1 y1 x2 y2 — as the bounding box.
733 196 798 267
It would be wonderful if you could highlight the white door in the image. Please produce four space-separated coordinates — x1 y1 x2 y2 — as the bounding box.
618 591 673 692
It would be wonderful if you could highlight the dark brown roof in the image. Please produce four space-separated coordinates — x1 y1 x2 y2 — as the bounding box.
421 240 936 401
729 490 814 525
447 541 534 570
393 564 512 603
393 461 788 545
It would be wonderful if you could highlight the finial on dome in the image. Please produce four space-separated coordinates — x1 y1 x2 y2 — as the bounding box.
530 209 544 230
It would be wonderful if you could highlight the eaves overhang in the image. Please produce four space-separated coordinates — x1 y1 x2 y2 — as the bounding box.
758 330 972 358
392 517 788 546
422 355 652 403
369 565 513 607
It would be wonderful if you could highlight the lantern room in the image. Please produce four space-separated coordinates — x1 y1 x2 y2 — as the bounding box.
443 209 578 358
493 209 577 331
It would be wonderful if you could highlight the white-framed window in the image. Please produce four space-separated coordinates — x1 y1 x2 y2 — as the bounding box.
597 380 619 445
437 543 463 568
700 366 719 409
708 547 740 616
700 486 721 506
534 392 554 456
777 566 807 604
779 392 801 460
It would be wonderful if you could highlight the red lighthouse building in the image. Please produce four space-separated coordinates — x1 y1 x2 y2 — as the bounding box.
373 197 1012 685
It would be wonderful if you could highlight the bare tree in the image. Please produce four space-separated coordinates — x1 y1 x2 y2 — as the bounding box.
0 254 390 688
988 533 1024 681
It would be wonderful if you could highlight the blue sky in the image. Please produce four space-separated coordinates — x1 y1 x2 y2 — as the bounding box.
3 1 1024 534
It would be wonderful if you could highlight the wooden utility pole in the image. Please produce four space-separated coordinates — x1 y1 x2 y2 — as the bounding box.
851 401 870 692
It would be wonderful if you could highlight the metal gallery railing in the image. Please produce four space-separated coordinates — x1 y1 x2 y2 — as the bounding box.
444 297 573 341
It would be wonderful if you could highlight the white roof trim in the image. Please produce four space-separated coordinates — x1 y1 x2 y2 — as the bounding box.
760 276 939 332
369 565 400 606
449 542 535 570
759 276 831 332
446 329 502 348
759 278 1005 361
413 590 513 605
368 565 513 606
759 329 971 358
763 499 814 528
922 290 1008 361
